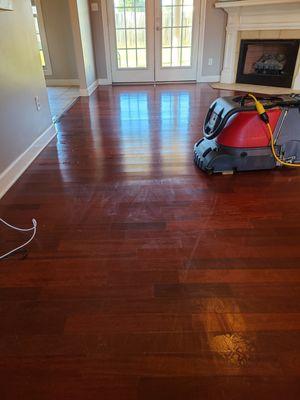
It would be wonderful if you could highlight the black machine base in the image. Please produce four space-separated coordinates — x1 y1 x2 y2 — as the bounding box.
194 138 277 174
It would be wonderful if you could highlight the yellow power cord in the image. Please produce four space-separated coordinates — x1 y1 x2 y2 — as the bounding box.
248 93 300 168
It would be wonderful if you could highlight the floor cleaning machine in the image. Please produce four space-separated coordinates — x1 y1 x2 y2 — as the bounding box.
194 93 300 174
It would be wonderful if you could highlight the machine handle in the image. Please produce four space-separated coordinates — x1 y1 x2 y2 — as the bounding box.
203 103 225 140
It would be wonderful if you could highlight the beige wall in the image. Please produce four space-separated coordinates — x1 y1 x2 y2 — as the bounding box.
0 0 52 175
202 0 226 77
41 0 79 82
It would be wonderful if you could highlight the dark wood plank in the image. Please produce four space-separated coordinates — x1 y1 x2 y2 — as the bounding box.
1 83 300 399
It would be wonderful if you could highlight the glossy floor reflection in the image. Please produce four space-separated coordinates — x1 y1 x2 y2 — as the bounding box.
1 84 300 400
47 86 79 122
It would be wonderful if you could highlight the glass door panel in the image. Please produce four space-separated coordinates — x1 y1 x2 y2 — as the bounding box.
161 0 193 67
155 0 200 81
107 0 155 83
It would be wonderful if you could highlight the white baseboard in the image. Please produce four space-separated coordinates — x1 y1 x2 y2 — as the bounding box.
198 75 221 83
0 124 57 199
98 78 112 86
45 79 80 87
80 80 99 96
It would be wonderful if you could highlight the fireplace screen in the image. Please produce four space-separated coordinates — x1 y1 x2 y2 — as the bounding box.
236 39 300 88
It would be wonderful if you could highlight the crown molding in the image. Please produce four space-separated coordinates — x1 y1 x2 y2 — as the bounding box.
0 0 13 11
216 0 300 9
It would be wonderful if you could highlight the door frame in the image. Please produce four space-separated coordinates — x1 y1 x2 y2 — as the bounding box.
100 0 208 85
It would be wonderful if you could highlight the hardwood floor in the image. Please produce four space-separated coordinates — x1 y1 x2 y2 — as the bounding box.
1 83 300 399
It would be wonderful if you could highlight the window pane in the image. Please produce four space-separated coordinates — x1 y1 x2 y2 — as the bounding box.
162 0 173 5
124 0 135 6
115 9 125 28
114 0 124 7
125 9 135 28
172 48 181 66
162 48 171 67
181 47 191 66
173 6 182 27
136 29 146 48
36 33 42 49
127 49 137 68
162 6 172 27
162 28 171 47
34 18 39 33
40 50 46 67
137 49 147 67
182 6 193 26
136 8 146 28
118 49 127 68
182 27 192 47
31 11 47 69
116 29 126 48
126 29 136 48
172 27 181 47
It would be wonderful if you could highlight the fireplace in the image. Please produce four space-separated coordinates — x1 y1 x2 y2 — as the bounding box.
236 39 300 88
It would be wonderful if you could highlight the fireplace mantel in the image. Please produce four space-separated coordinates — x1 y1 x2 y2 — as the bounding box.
218 0 300 89
216 0 300 9
0 0 13 11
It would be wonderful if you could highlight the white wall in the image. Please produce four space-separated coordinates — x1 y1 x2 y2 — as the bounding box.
0 1 53 178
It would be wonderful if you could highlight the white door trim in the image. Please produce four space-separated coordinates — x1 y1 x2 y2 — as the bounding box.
196 0 207 82
100 0 113 85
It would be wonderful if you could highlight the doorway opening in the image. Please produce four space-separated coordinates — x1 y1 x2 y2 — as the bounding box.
31 0 80 121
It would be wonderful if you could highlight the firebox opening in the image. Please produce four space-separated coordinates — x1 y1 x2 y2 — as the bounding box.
236 39 300 88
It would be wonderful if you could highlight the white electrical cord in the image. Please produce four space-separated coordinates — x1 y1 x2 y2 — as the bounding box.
0 218 38 260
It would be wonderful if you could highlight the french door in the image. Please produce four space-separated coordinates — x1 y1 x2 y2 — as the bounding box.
107 0 201 83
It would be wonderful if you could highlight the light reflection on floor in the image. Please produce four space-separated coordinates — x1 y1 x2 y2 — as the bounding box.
119 92 151 173
160 91 191 159
55 84 204 183
118 88 192 175
209 333 255 366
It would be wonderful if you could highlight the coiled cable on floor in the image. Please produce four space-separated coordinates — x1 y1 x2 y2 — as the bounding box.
0 218 38 260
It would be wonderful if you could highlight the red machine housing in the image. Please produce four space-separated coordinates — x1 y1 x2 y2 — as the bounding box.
216 108 282 148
